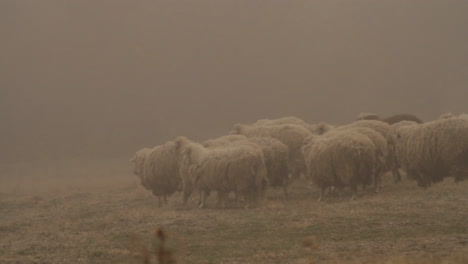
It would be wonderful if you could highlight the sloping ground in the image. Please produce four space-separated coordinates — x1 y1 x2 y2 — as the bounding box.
0 160 467 263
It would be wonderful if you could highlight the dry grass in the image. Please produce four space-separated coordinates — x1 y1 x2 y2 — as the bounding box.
1 159 467 263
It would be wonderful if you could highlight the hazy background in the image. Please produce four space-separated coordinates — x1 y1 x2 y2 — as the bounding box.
2 0 468 163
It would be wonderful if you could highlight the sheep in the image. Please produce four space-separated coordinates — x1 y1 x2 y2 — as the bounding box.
130 141 182 207
175 136 268 208
337 120 400 184
130 148 152 188
356 113 423 124
203 135 290 197
231 123 311 181
202 134 264 202
333 126 387 192
244 137 290 197
394 117 468 187
302 130 377 201
390 121 419 182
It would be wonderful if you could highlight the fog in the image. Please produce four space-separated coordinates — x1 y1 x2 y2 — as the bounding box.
2 0 468 163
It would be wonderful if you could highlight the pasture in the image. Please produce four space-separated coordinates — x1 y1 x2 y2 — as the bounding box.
1 159 467 263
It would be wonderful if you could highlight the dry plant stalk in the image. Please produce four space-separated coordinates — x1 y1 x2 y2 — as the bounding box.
129 228 176 264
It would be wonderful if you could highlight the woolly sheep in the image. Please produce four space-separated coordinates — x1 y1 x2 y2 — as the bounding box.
302 130 376 201
394 117 468 187
338 120 400 183
130 148 152 189
390 120 419 169
333 126 387 192
231 123 311 180
245 137 290 196
130 141 182 207
175 136 268 208
391 121 419 181
203 135 290 197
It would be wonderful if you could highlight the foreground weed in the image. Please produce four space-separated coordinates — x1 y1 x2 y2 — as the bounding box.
130 228 176 264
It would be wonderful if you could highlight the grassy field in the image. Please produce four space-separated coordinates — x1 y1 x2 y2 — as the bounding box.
1 159 467 263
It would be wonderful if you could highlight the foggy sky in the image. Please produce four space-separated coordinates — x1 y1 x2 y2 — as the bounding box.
1 0 468 162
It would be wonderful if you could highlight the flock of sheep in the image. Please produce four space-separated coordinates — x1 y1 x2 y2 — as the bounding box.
130 112 468 208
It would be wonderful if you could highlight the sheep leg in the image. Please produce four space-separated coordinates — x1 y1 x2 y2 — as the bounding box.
338 189 344 200
243 192 250 209
453 168 468 182
163 195 168 205
392 169 402 183
318 186 327 202
216 191 226 209
183 189 192 206
372 166 381 193
374 173 381 193
415 172 429 189
216 192 221 207
289 168 300 181
235 191 241 208
350 185 358 201
199 191 207 209
282 185 289 199
221 192 226 209
158 196 163 208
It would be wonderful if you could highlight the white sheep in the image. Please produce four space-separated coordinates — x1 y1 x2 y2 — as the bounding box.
175 136 268 208
231 123 311 181
393 117 468 187
333 126 387 192
337 120 400 184
130 141 182 207
203 135 290 197
302 130 377 201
